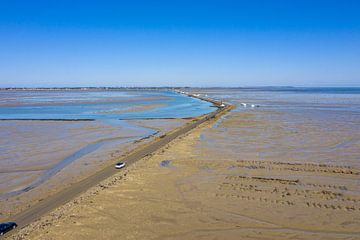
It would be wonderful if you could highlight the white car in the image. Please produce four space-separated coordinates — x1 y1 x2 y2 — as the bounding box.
115 162 126 169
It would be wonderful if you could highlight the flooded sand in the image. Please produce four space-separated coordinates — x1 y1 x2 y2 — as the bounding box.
0 89 212 220
9 88 360 240
0 118 187 220
0 90 213 119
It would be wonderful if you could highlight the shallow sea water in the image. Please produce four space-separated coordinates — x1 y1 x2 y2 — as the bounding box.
193 87 360 168
0 90 213 203
0 90 213 119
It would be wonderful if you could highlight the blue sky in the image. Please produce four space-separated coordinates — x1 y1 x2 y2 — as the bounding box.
0 0 359 87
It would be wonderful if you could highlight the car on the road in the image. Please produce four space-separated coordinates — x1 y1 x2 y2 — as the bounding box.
115 162 126 169
0 222 17 236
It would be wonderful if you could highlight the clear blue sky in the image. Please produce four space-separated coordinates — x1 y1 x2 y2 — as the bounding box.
0 0 359 87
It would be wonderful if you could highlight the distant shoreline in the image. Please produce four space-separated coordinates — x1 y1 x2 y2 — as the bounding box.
0 87 183 91
2 86 360 91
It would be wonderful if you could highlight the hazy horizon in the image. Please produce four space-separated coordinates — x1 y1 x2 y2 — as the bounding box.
1 83 360 88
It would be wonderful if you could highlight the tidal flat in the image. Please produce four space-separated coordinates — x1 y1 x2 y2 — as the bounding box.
8 88 360 240
0 89 212 220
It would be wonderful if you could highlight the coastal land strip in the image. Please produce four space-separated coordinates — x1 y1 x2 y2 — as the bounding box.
2 94 233 238
5 91 360 240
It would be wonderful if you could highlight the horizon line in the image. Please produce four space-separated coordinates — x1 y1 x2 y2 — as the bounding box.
1 86 360 90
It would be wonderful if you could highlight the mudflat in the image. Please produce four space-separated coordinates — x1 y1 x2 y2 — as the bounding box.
9 92 360 239
0 89 213 221
0 118 187 220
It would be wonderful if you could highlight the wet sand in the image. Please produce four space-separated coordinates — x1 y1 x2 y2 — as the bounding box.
96 103 167 114
7 101 360 239
0 89 216 226
0 118 187 221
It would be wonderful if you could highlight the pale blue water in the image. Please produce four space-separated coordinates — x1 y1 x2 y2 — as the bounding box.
0 90 214 200
0 90 214 119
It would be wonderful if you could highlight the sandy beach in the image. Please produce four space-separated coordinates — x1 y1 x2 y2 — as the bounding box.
7 91 360 240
